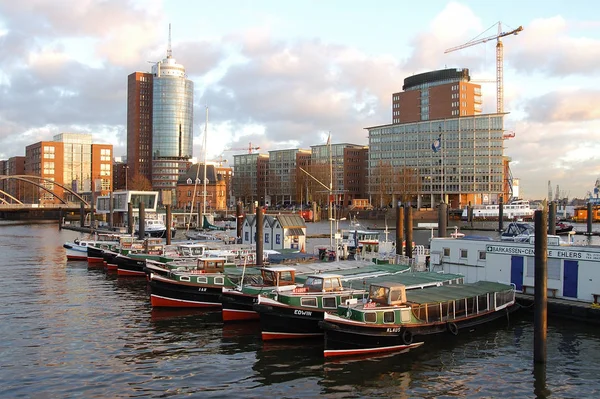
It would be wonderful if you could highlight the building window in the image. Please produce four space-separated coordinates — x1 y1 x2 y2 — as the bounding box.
265 233 269 243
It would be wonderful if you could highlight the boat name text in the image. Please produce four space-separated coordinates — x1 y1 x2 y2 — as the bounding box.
294 310 312 316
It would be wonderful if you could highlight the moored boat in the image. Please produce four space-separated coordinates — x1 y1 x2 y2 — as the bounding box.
63 233 124 261
320 280 517 358
253 270 464 341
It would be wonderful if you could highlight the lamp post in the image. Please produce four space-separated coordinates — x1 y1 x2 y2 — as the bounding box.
329 216 347 261
125 165 129 191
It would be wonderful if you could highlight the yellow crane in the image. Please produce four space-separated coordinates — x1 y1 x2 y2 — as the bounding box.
445 22 523 114
224 142 261 154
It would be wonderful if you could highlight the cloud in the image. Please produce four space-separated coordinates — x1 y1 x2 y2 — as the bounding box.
511 16 600 76
523 90 600 123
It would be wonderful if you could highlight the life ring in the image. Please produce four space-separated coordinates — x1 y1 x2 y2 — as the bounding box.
402 329 413 345
447 322 459 336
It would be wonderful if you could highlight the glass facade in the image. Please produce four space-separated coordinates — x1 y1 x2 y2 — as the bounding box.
54 133 93 192
152 77 194 159
367 114 505 207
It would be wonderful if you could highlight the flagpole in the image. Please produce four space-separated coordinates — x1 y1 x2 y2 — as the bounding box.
328 132 333 248
440 133 444 204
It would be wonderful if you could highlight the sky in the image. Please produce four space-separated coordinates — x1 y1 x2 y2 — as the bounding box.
1 0 599 200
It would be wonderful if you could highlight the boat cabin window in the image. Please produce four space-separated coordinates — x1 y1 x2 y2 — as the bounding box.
443 248 450 257
322 297 337 309
478 251 486 260
196 276 208 284
262 271 276 285
323 278 342 292
304 277 324 292
389 287 406 304
278 271 295 285
300 297 317 307
383 311 395 323
460 249 468 259
364 312 377 323
214 276 224 285
370 285 390 305
180 276 191 282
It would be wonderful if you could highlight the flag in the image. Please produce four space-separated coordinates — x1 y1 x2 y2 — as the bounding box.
326 132 331 145
431 134 441 153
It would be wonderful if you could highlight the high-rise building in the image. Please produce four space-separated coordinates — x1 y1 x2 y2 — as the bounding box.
392 68 482 124
150 28 194 200
127 72 153 184
126 26 193 202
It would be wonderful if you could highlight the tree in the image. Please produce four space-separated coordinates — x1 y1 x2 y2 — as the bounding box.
129 173 153 191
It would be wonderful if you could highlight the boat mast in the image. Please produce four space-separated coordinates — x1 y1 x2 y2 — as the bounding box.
202 107 208 221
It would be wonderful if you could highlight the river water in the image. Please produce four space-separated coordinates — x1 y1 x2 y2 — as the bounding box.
1 221 599 398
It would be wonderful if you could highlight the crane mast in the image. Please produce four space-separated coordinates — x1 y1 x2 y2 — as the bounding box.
445 22 523 114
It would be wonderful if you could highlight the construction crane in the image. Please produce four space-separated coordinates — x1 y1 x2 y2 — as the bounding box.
503 130 516 139
445 22 523 114
224 142 261 154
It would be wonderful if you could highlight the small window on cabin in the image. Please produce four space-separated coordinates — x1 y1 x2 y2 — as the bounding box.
383 311 395 323
180 276 191 282
322 297 337 309
443 248 450 257
265 233 269 244
214 276 224 285
478 251 486 260
323 279 333 291
364 312 377 323
280 271 293 283
300 297 317 307
304 277 323 292
460 249 468 259
263 271 274 284
196 276 207 284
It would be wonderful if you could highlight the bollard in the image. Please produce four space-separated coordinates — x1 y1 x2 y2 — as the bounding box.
236 202 243 243
256 206 264 266
80 202 85 227
587 202 593 236
548 201 556 235
58 208 63 230
127 202 134 235
533 208 548 364
166 204 172 245
138 201 145 239
396 202 404 256
404 204 413 259
498 196 504 232
109 192 114 230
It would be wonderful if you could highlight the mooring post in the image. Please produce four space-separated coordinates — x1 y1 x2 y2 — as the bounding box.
396 202 404 256
498 196 504 232
256 206 264 266
138 201 145 239
166 204 172 245
548 201 556 235
58 208 63 230
534 208 548 364
197 202 202 229
236 201 243 243
127 202 134 235
587 202 593 236
80 202 85 227
109 192 114 230
438 202 447 238
404 204 413 259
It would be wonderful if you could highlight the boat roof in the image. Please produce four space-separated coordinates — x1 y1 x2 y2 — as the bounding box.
305 273 343 279
405 281 513 304
261 266 297 272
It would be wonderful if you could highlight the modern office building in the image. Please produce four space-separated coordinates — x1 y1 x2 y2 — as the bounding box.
127 72 153 184
150 35 194 201
366 114 508 209
392 68 482 124
309 143 365 207
233 153 267 206
23 134 112 204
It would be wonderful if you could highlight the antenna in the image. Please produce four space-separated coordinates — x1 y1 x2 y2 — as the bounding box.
167 23 172 58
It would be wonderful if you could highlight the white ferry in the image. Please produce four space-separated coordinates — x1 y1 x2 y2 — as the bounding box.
429 234 599 304
461 199 535 221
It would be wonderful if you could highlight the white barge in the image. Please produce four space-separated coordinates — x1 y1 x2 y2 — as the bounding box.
429 235 599 304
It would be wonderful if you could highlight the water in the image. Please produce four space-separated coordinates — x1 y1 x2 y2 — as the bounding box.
1 221 599 398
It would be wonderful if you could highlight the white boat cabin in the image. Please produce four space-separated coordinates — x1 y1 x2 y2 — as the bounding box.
429 235 600 303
